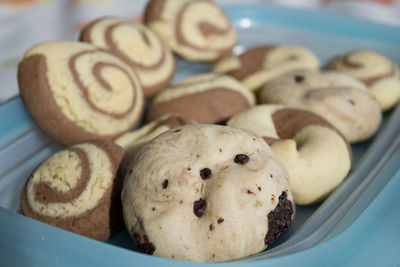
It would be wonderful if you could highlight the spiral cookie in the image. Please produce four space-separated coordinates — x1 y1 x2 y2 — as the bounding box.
80 17 175 98
212 45 320 92
259 71 382 143
146 73 255 123
122 124 294 262
325 50 400 111
21 140 125 241
18 41 144 145
227 105 352 205
144 0 237 62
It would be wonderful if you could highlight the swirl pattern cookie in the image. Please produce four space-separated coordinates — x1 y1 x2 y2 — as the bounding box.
227 105 352 205
21 140 125 241
18 41 144 145
325 50 400 111
80 17 175 98
259 71 382 143
122 124 294 262
144 0 237 62
212 45 320 92
146 73 255 123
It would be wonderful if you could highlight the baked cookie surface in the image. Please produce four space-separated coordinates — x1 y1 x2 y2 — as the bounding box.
18 41 144 145
21 140 125 241
325 50 400 111
145 0 237 62
122 124 294 262
80 17 175 98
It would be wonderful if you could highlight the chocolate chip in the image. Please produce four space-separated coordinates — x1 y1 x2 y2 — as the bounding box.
162 179 168 189
264 191 294 246
200 168 212 180
247 189 254 195
234 154 249 164
193 198 207 217
258 187 262 191
209 224 214 231
187 167 191 171
217 218 224 224
294 75 304 83
133 233 156 255
152 207 155 211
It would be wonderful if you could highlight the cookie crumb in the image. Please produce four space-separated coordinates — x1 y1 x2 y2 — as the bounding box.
234 154 249 164
258 186 262 191
173 129 181 132
162 179 168 189
270 174 273 178
209 224 214 231
294 75 304 83
247 189 254 195
200 168 212 180
348 99 356 106
152 207 155 211
217 218 224 224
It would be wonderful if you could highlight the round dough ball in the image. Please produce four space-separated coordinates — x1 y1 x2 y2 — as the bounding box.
325 50 400 111
122 124 295 262
18 41 144 145
259 70 382 143
21 140 125 241
144 0 237 62
80 17 175 98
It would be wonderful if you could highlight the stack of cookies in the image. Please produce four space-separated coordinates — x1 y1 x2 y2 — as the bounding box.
17 0 399 263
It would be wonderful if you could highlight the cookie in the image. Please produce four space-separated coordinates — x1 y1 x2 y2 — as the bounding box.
18 41 144 146
227 105 352 205
212 45 319 92
145 73 255 123
122 124 294 262
325 50 400 111
20 140 125 241
144 0 237 62
80 17 175 98
259 70 382 143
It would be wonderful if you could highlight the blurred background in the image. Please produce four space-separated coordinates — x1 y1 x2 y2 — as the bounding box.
0 0 399 104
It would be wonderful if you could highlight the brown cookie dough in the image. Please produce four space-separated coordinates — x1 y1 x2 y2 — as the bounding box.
80 17 175 98
144 0 237 62
145 73 255 123
122 124 294 262
18 41 144 146
21 140 125 241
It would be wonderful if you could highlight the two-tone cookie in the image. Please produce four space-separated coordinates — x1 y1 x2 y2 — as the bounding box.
259 70 382 143
18 41 144 146
145 73 255 123
21 140 125 241
122 124 294 261
213 45 319 92
227 105 352 205
144 0 237 61
325 50 400 111
80 17 175 98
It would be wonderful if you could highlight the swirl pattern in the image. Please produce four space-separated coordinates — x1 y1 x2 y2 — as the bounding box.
325 50 400 111
145 0 237 62
20 141 125 241
213 45 320 92
18 41 144 145
80 17 175 98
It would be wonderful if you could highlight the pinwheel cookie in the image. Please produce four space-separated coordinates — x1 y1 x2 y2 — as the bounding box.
144 0 237 61
213 45 319 92
325 50 400 111
80 17 175 98
18 41 144 145
122 124 294 261
21 140 125 241
146 73 255 123
227 105 352 205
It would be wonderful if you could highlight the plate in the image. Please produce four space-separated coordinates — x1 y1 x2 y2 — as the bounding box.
1 3 400 266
